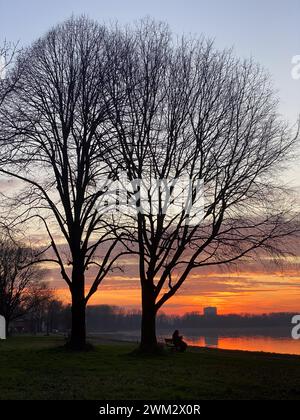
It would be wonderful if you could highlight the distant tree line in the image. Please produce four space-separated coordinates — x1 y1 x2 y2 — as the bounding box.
86 307 297 333
10 303 296 335
10 298 70 335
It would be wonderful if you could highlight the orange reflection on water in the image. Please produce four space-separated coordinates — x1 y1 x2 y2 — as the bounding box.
186 336 300 355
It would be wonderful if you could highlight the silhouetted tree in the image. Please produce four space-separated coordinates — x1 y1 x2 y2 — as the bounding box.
104 20 299 352
24 294 66 335
0 235 48 336
0 18 126 350
45 298 66 335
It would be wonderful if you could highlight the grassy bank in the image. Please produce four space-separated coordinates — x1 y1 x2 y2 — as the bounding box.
0 336 300 400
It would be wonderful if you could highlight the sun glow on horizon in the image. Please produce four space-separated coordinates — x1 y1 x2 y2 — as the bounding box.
52 267 300 316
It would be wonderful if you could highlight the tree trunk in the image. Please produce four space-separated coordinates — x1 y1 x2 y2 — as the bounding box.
69 270 86 350
139 285 158 353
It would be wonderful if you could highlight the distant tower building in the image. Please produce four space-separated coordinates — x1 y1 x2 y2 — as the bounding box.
203 307 217 317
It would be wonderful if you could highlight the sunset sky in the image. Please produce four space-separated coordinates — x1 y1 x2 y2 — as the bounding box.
42 256 300 315
1 0 300 315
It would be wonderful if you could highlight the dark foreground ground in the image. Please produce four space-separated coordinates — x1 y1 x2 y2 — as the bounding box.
0 336 300 400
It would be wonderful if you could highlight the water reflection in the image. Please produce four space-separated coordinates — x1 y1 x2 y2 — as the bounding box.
204 335 218 347
94 329 300 356
185 334 300 355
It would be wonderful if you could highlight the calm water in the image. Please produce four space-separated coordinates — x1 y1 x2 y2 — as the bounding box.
184 335 300 355
96 329 300 356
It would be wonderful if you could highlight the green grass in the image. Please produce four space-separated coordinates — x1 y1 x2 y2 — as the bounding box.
1 336 300 400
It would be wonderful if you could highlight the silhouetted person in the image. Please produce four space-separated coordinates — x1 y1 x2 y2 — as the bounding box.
172 330 187 352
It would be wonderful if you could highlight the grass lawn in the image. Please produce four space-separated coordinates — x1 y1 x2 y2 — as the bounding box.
0 335 300 400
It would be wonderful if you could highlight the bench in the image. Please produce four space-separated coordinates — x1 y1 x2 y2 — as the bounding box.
165 338 179 352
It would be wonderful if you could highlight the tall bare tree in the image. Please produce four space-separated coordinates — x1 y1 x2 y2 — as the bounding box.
104 21 299 352
0 17 125 350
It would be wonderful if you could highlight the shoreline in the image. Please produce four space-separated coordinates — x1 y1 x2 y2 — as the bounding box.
2 333 300 358
86 334 300 358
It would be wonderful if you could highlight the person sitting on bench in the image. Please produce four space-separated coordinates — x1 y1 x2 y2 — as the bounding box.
172 330 187 352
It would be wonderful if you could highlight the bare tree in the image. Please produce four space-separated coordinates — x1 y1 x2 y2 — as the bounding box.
44 297 66 335
26 290 60 335
104 21 299 353
0 234 48 336
0 17 126 350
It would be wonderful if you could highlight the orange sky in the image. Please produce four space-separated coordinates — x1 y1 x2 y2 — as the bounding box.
2 178 299 316
48 261 300 315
